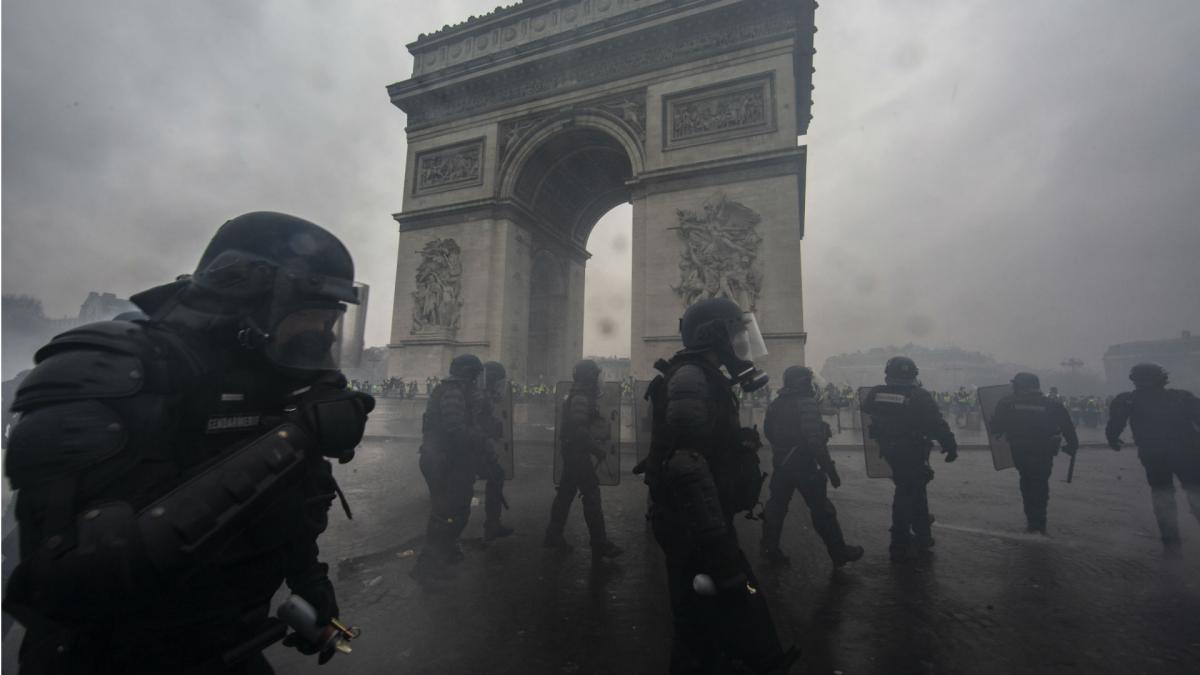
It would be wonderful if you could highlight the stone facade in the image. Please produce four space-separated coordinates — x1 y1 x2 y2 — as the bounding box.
387 0 816 383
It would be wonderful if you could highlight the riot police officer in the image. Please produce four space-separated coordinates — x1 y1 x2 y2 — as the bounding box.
990 372 1079 533
861 357 958 563
760 366 864 568
544 360 623 562
412 354 486 582
479 361 514 541
1106 363 1200 556
642 297 797 674
3 212 375 673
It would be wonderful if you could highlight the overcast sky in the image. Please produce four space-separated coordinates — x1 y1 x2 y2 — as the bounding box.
4 0 1198 374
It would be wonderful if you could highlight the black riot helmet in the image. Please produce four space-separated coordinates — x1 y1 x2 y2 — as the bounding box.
782 366 815 395
1129 363 1168 389
178 212 360 374
884 356 919 384
484 361 507 392
449 354 484 382
678 297 769 392
1011 372 1041 393
573 359 601 387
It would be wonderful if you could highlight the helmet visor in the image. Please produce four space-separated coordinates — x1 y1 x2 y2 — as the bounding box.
730 312 768 361
265 306 345 371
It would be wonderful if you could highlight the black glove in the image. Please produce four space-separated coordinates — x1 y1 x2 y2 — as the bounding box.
290 385 375 462
282 632 336 665
738 426 763 453
282 576 340 664
942 444 958 463
1108 438 1122 452
1063 444 1079 457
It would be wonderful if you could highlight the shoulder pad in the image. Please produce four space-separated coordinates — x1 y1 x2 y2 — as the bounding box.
34 320 155 361
5 400 127 489
12 348 145 412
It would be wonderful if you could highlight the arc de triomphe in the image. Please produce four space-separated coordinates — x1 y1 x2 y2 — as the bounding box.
387 0 816 383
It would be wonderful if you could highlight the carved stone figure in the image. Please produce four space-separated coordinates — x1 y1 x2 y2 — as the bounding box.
670 192 764 310
416 143 483 193
671 87 766 141
412 238 464 333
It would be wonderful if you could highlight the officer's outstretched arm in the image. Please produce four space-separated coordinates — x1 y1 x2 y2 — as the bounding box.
1105 394 1131 450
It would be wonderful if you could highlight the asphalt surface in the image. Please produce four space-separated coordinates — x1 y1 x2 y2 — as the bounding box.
5 432 1199 674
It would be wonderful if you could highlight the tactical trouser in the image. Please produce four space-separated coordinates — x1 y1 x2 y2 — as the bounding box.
761 453 848 561
547 451 607 546
1138 446 1200 545
476 450 506 527
883 444 933 552
1010 444 1055 530
651 506 787 674
418 452 476 566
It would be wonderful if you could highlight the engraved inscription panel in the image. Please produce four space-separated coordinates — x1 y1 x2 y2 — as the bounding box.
413 139 485 195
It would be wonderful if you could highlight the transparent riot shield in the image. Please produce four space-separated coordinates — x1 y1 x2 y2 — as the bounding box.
494 380 515 480
858 386 892 479
977 384 1016 471
633 379 654 465
553 381 621 486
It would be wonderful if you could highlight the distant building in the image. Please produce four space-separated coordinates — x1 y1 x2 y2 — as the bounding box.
78 292 137 322
1103 331 1200 393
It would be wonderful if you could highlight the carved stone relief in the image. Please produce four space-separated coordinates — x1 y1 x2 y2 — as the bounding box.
664 74 775 149
398 4 797 127
671 192 764 311
414 139 484 195
411 238 464 333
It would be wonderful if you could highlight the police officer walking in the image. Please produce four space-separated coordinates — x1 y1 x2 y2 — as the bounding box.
861 357 958 563
990 373 1079 533
412 354 486 583
1106 363 1200 556
642 298 797 674
479 361 514 542
3 212 375 673
760 366 864 568
544 360 623 562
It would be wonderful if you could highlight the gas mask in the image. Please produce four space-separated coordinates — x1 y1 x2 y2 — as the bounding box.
721 313 769 393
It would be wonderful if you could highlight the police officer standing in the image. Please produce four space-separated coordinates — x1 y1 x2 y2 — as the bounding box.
760 366 864 567
412 354 486 583
861 357 958 563
642 298 796 674
544 360 623 562
479 361 514 542
990 373 1079 533
3 212 375 673
1106 363 1200 556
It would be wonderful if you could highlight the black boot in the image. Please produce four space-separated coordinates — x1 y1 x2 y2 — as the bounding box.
832 544 864 568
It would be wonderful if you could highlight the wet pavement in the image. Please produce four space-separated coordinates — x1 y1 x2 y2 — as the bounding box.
5 435 1199 674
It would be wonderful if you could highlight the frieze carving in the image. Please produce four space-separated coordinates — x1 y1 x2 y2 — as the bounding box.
665 74 774 148
414 139 484 195
397 4 797 128
412 238 464 333
498 91 645 162
670 192 764 311
412 0 667 76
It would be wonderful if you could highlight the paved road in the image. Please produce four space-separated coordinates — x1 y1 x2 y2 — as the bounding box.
5 439 1199 674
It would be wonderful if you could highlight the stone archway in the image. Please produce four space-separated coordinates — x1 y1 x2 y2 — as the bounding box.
387 0 816 383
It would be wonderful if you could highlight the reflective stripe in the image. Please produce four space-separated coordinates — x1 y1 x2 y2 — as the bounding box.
874 393 906 405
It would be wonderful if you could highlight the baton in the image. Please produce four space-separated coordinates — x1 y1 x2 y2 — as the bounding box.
1064 450 1077 483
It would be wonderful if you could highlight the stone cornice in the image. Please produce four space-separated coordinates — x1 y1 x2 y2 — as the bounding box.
394 198 592 261
391 0 809 130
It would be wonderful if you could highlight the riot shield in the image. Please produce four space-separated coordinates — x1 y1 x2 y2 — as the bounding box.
494 380 515 480
633 379 654 464
553 381 621 486
977 384 1016 471
858 386 892 479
